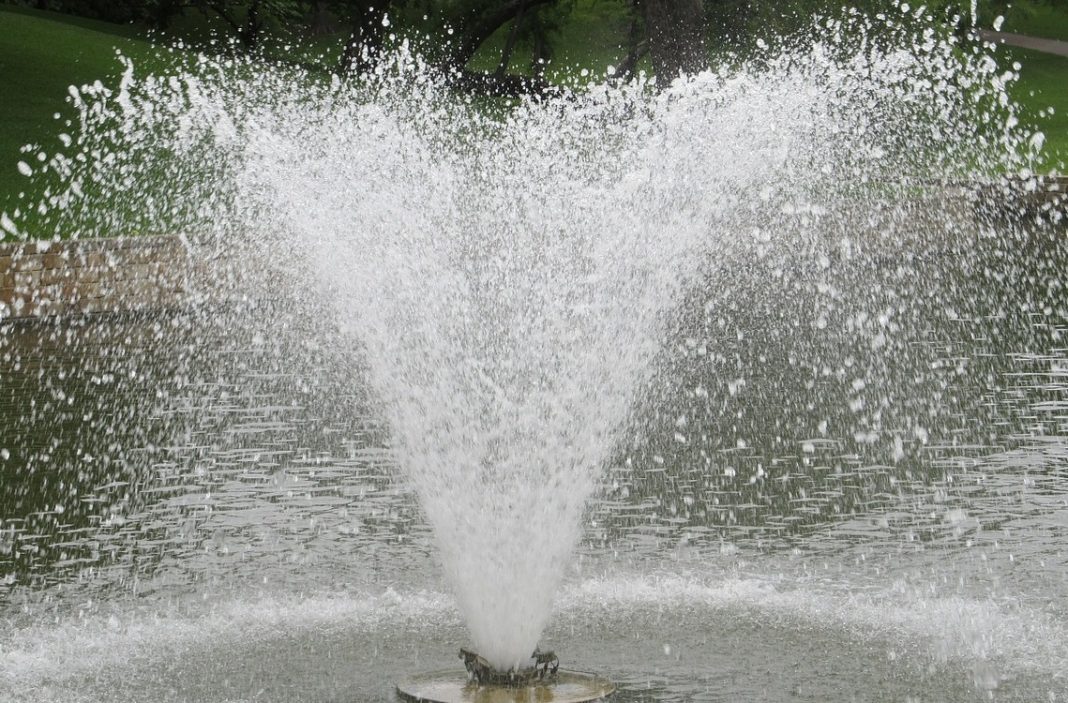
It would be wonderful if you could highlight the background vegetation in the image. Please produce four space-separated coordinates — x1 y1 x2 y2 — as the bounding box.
1 0 1067 232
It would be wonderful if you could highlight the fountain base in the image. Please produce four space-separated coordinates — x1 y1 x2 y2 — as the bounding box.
396 649 615 702
395 669 615 703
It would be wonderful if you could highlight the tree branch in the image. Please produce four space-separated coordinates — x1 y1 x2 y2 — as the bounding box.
452 69 565 99
495 0 528 76
206 1 243 34
449 0 558 69
616 41 648 80
616 2 646 80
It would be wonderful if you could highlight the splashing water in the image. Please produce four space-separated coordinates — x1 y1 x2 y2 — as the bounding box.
1 8 1041 670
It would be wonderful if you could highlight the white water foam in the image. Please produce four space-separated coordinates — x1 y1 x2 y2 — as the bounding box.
3 572 1065 700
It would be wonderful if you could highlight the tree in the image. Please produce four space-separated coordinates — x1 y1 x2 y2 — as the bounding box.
447 0 567 95
46 0 141 23
144 0 301 50
640 0 706 79
335 0 391 74
309 0 337 34
145 0 186 31
332 0 565 96
441 0 560 71
614 0 646 80
211 0 291 49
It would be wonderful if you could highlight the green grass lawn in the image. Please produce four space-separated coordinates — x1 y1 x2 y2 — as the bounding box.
0 7 159 222
0 6 328 237
1000 45 1068 172
1001 1 1068 42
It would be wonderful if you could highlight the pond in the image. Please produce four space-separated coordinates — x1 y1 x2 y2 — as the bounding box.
1 217 1066 702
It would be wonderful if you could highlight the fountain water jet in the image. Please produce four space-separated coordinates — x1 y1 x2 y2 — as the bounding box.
227 28 1033 670
0 7 1060 701
238 78 836 670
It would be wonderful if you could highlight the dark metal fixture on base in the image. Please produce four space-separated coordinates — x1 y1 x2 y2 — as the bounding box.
396 648 614 703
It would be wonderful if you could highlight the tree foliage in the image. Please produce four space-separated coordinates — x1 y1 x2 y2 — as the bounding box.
7 0 1002 94
641 0 705 78
189 0 303 48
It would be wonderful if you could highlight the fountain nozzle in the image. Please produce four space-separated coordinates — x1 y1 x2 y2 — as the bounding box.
396 647 613 702
459 647 560 687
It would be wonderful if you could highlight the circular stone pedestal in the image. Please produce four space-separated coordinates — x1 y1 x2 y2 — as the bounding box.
396 670 615 703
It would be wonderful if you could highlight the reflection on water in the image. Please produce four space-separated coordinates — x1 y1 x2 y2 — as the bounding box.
599 225 1068 596
2 234 1068 601
0 311 428 600
1 225 1067 700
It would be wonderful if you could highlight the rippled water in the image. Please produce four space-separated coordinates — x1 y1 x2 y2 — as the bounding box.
2 217 1067 701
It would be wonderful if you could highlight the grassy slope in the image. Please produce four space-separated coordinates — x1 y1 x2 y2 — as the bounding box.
1001 1 1068 42
1000 45 1068 172
0 8 156 218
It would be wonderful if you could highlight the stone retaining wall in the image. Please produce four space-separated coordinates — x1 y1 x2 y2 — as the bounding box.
0 235 196 320
978 175 1068 223
0 178 1063 322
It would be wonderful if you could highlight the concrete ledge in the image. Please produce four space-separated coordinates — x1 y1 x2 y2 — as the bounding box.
976 175 1068 223
0 234 196 320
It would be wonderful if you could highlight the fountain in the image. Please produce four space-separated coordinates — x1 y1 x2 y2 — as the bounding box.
1 6 1067 703
393 648 614 702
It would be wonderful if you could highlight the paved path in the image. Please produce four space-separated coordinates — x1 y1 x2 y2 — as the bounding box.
980 30 1068 58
